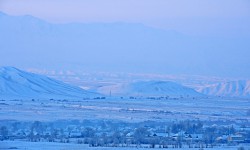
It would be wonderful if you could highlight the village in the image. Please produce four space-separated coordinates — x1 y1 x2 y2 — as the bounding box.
1 119 250 149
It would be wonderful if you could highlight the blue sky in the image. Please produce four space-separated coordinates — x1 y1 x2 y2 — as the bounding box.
1 0 250 37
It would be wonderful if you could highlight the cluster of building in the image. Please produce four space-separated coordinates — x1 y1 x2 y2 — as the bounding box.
1 120 249 148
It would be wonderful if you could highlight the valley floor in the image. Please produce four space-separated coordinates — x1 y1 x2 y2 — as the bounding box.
0 141 248 150
0 97 249 122
0 97 249 150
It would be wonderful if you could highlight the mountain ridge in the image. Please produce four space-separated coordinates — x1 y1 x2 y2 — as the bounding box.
0 66 99 99
2 11 249 77
96 80 204 97
196 80 250 98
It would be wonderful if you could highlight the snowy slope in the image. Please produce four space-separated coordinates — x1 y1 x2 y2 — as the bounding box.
0 67 99 99
197 80 250 98
97 81 204 97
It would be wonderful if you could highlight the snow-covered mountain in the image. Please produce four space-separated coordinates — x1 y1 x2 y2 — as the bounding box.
96 81 204 97
196 80 250 98
0 67 99 99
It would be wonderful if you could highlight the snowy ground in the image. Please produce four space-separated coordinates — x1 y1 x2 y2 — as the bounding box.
0 141 248 150
0 97 249 122
0 97 249 149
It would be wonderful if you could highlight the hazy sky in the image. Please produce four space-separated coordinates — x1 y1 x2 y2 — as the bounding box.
1 0 250 37
0 0 250 78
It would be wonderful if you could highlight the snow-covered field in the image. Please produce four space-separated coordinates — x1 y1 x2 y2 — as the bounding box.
0 97 249 122
0 141 248 150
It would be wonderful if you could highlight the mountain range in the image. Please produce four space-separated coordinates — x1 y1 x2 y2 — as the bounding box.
0 67 205 99
0 11 250 98
1 66 250 99
1 11 249 77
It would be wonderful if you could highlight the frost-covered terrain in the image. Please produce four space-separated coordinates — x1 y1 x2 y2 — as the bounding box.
0 96 249 122
27 68 250 98
0 67 249 125
0 67 249 150
0 141 247 150
197 80 250 98
1 1 250 149
96 81 204 97
0 67 99 99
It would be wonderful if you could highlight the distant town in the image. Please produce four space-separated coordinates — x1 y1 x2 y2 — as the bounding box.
1 119 250 149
